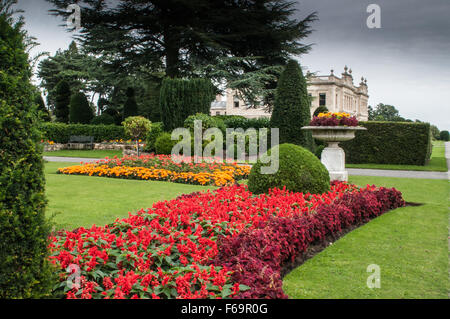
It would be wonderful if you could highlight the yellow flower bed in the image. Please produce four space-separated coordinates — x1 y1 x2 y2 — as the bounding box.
58 163 250 187
317 112 351 119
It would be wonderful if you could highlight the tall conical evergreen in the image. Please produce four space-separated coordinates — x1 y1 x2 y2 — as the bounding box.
270 60 314 151
0 12 54 298
160 77 215 130
69 91 94 124
123 87 138 119
54 80 71 123
34 91 51 122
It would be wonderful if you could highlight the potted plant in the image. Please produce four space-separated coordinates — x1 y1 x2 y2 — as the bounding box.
302 112 366 181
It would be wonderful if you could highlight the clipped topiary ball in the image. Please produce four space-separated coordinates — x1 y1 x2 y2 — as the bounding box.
248 143 330 195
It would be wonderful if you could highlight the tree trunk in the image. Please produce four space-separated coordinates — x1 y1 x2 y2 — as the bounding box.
164 30 180 78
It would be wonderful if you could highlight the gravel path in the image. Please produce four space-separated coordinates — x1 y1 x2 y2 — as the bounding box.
347 142 449 180
44 142 450 180
44 156 99 163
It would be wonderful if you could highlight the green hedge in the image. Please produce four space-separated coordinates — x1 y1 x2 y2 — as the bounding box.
341 121 432 165
219 116 271 130
40 122 126 143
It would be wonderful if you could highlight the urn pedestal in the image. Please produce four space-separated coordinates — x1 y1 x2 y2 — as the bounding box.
301 126 367 181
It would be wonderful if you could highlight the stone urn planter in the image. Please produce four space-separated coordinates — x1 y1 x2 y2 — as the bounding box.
301 126 367 181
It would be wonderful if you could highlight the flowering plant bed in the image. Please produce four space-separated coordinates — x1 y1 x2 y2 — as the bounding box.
57 155 251 187
310 112 358 126
49 182 404 299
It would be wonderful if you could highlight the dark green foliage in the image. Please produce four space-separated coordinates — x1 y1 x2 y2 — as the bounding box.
144 122 164 153
430 125 440 140
184 113 226 134
123 87 138 119
160 78 216 130
34 92 51 122
0 12 54 298
40 122 125 143
314 144 325 159
155 132 178 155
341 122 433 165
103 107 123 125
91 113 115 125
439 130 449 141
248 144 330 195
221 116 271 130
54 80 71 123
313 105 329 117
69 91 94 124
270 60 314 151
140 79 162 122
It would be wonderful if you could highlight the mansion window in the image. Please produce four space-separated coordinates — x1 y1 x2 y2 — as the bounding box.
233 96 240 108
319 93 326 106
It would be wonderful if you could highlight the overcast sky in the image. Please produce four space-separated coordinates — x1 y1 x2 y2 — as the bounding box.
15 0 450 130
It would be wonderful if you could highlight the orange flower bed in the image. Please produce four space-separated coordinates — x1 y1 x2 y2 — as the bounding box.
58 162 250 187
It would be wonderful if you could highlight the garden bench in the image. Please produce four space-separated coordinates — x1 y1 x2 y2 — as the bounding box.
68 135 95 150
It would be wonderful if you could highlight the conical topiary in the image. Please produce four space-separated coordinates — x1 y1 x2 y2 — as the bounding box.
0 12 54 298
69 91 94 124
270 60 314 151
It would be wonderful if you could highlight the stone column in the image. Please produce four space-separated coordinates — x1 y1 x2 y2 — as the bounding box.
320 142 348 181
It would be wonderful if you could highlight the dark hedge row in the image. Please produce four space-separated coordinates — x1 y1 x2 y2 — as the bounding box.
341 121 432 165
211 184 405 298
40 122 126 143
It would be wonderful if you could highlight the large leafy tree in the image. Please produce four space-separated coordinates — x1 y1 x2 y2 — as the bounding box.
0 0 54 298
46 0 317 108
270 60 314 150
368 103 409 122
38 41 91 109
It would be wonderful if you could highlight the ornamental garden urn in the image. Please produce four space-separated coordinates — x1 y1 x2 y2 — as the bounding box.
302 112 367 181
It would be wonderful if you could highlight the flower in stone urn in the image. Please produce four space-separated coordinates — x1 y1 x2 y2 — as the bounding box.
310 112 358 127
302 112 365 182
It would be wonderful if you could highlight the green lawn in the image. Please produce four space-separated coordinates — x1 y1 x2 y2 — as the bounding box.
45 161 214 230
43 149 123 158
283 176 449 299
45 161 449 298
346 141 448 172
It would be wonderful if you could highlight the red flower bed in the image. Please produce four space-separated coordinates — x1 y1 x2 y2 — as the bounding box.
49 182 404 299
211 186 404 298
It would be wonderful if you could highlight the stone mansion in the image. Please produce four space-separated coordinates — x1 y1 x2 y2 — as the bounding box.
210 66 369 121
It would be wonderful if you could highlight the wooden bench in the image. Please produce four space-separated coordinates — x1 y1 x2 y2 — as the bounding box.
68 135 94 150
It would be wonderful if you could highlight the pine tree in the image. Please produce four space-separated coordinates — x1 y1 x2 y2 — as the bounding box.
0 8 54 298
123 87 138 120
69 91 94 124
47 0 317 106
54 80 71 123
270 60 314 151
